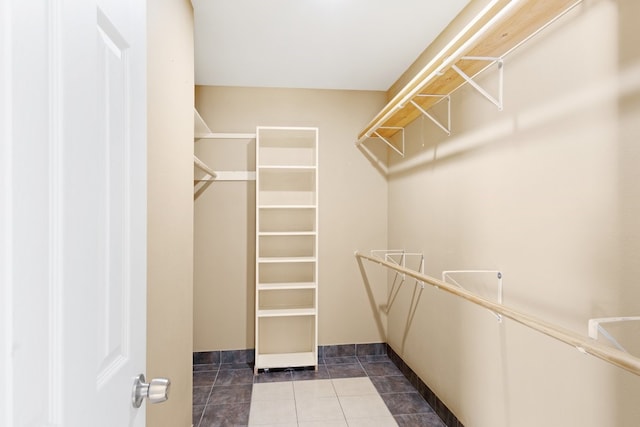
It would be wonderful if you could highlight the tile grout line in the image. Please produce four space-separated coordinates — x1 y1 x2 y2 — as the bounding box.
291 376 298 426
329 377 351 426
195 365 220 427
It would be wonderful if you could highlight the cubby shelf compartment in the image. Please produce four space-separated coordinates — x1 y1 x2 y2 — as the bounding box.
255 126 319 374
259 231 317 236
257 308 317 318
257 282 317 290
258 205 316 209
259 165 316 170
258 257 316 263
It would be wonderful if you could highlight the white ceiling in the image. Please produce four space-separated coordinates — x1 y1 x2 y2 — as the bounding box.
193 0 470 91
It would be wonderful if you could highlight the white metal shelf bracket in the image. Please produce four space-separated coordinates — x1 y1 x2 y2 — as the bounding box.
411 95 451 136
452 56 504 111
371 127 405 157
371 249 425 288
588 316 640 353
442 270 503 322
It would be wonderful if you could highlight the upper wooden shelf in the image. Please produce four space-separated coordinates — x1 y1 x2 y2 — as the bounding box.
357 0 581 143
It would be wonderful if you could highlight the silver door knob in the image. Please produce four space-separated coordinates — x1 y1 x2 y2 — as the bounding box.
132 374 171 408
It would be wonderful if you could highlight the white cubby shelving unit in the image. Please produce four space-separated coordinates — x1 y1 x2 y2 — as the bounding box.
254 126 319 373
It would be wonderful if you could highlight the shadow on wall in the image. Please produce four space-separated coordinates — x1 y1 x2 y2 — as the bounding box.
246 137 257 348
616 0 640 424
356 251 430 354
355 255 387 340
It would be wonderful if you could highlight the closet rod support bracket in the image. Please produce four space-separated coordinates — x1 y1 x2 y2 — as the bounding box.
411 94 451 136
588 316 640 353
452 57 504 111
372 127 405 157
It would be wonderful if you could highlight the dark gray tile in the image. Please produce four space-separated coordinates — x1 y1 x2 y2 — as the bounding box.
208 384 252 405
194 351 220 365
194 363 219 372
322 344 356 358
193 370 218 387
192 404 205 427
214 368 254 386
221 349 254 364
361 361 403 377
356 342 386 356
357 354 390 363
253 369 292 383
395 413 447 427
326 363 366 379
219 362 253 371
200 402 250 427
370 375 415 394
291 365 330 381
381 392 434 415
193 386 212 405
323 356 358 365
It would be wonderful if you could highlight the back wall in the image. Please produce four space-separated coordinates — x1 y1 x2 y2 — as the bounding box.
193 86 389 351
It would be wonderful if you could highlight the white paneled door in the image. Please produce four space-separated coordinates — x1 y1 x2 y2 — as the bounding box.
1 1 148 426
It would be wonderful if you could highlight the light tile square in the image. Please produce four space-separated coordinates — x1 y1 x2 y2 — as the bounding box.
332 377 378 396
296 396 345 422
250 424 297 427
294 379 336 399
248 399 297 425
251 381 294 401
339 394 393 420
299 420 349 427
346 416 399 426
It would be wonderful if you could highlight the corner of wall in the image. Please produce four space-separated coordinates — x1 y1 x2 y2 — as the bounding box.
147 0 194 425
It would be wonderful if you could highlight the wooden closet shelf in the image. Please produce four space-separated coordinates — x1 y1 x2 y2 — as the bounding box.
357 0 581 142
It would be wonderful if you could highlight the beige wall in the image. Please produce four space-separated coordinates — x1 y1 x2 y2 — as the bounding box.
382 0 640 426
193 87 389 351
147 0 194 426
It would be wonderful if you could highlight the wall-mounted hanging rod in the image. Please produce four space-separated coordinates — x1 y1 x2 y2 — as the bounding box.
371 250 425 288
442 270 503 322
588 317 640 353
355 250 640 377
194 155 217 180
195 132 256 140
194 171 256 182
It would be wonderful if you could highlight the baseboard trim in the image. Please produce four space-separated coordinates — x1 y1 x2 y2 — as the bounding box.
193 342 388 366
387 344 464 427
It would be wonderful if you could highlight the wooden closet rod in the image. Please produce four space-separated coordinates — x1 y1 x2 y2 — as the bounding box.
355 251 640 377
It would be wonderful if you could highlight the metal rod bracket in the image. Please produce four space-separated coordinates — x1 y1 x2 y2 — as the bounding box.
452 57 504 111
411 95 451 136
371 127 405 157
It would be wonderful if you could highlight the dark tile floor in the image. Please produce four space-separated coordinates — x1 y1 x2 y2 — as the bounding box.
193 353 447 427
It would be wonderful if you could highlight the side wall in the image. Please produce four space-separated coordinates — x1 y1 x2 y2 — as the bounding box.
384 1 640 426
147 0 194 426
193 86 389 351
